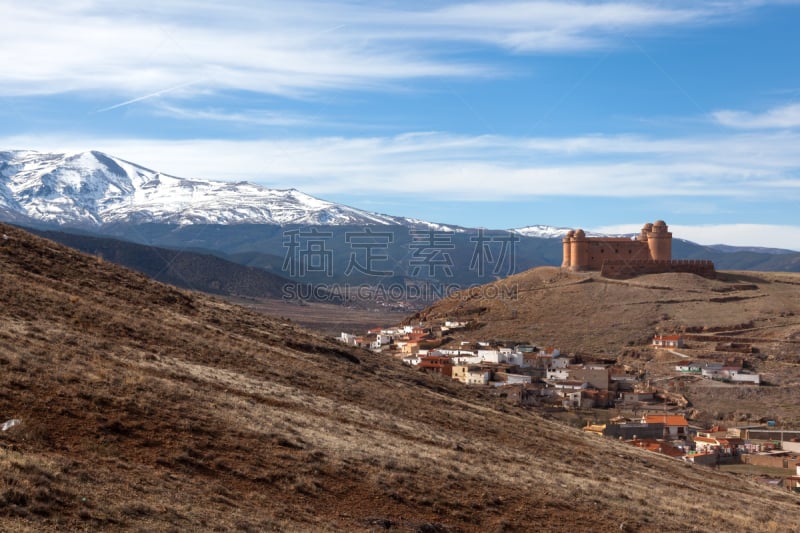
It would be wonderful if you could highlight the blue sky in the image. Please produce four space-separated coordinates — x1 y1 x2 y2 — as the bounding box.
1 1 799 249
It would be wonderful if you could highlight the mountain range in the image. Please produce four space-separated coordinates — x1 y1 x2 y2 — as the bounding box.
2 149 799 289
0 150 459 229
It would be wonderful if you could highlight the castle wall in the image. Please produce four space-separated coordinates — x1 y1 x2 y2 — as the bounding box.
584 239 652 270
600 259 716 280
561 221 714 279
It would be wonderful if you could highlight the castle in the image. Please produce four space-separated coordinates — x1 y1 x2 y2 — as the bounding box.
562 220 715 279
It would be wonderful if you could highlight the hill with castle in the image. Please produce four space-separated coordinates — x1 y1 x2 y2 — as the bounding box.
3 223 800 531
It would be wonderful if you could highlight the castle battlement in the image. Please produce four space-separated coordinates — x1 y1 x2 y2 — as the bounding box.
562 221 715 279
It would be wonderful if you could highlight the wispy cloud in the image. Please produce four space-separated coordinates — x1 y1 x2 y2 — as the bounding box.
593 223 800 251
0 1 777 100
93 81 203 113
712 102 800 129
3 130 799 201
152 103 314 127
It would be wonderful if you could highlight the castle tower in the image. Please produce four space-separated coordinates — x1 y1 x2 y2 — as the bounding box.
638 223 653 242
647 220 672 261
570 229 588 270
562 230 574 268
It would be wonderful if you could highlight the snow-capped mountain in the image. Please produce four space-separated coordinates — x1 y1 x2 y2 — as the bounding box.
0 150 459 228
511 225 610 239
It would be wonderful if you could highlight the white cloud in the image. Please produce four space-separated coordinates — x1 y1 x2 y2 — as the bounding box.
423 2 707 52
0 1 772 99
2 130 799 201
151 103 315 127
593 223 800 252
712 103 800 129
3 128 799 250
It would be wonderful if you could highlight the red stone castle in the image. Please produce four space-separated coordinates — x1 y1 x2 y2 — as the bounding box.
562 220 715 279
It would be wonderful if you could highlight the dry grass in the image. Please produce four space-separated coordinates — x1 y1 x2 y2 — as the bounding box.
424 267 800 352
226 295 409 336
419 266 800 424
2 223 800 532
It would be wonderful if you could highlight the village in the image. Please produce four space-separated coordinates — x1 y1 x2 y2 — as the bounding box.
340 320 800 492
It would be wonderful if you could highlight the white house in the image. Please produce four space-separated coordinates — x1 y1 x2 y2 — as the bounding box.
728 371 761 384
552 355 571 369
676 362 702 373
403 355 422 366
652 334 684 348
546 369 570 381
451 355 485 365
438 349 477 357
477 350 504 363
476 348 524 366
496 373 532 386
452 365 491 385
700 363 758 384
367 334 393 350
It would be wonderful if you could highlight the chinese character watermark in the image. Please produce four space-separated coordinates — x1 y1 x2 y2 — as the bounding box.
282 228 334 277
408 229 455 277
469 229 519 276
344 228 395 276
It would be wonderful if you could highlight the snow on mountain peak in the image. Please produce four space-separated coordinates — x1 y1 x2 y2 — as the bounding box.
510 225 574 239
1 150 614 236
0 150 443 228
510 225 611 239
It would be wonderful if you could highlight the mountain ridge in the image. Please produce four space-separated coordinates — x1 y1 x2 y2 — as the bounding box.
0 150 463 229
3 149 799 281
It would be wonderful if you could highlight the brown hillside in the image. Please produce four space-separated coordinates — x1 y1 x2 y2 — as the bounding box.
415 266 800 357
2 224 800 532
415 267 800 425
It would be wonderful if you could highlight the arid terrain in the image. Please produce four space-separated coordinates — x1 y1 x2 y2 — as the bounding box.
415 267 800 355
227 295 409 337
414 267 800 425
2 223 800 532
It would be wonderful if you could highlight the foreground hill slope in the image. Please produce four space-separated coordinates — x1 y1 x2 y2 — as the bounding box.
1 224 800 532
416 266 800 356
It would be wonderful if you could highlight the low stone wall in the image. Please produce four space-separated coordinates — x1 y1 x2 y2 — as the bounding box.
601 259 716 280
743 454 800 470
741 430 800 441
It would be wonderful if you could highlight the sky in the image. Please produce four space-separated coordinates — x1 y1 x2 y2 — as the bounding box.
1 1 799 250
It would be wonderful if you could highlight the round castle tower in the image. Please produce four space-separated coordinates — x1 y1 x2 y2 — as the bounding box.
569 229 588 271
647 220 672 261
562 230 575 268
638 222 653 242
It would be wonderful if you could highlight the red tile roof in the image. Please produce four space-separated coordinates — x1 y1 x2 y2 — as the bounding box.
628 438 685 458
644 414 688 426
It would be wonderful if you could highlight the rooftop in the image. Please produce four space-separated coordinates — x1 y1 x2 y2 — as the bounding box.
644 414 689 426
